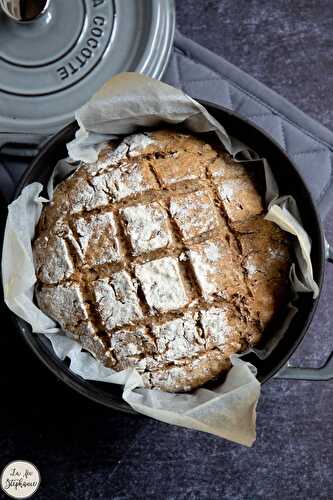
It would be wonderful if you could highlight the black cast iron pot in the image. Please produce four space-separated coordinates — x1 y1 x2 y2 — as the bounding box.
9 101 333 413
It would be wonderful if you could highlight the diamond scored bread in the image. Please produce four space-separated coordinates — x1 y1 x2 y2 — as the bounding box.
33 130 291 392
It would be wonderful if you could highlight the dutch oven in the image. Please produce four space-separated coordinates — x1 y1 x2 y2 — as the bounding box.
7 100 333 413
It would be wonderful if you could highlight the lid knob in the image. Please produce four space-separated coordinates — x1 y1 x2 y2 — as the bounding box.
0 0 50 22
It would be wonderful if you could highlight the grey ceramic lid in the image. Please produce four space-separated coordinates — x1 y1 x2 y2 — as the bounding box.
0 0 175 143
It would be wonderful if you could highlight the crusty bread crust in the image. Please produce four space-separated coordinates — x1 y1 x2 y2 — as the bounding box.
33 130 291 392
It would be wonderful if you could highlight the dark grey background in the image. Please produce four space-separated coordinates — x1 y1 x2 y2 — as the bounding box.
177 0 333 129
1 1 332 499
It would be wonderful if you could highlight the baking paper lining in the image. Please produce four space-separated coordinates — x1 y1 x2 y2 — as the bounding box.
2 74 318 446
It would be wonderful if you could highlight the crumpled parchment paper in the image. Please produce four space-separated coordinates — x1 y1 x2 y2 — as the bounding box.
2 73 319 446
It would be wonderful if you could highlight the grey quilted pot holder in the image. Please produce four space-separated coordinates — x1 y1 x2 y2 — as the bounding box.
164 31 333 220
164 32 333 381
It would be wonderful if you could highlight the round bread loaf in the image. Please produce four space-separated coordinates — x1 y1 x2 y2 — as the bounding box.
33 129 291 392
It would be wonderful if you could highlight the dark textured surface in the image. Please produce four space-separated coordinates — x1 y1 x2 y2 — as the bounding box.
1 1 333 499
176 0 333 129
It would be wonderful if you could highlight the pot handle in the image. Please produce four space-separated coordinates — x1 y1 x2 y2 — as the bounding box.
275 353 333 380
275 243 333 381
0 133 49 158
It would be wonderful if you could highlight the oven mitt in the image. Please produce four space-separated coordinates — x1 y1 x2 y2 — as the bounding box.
164 31 333 219
1 29 333 219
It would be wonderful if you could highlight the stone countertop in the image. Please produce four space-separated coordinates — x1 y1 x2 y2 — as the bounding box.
1 1 332 499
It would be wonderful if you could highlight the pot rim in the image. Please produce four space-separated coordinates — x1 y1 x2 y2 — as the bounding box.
9 100 326 411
